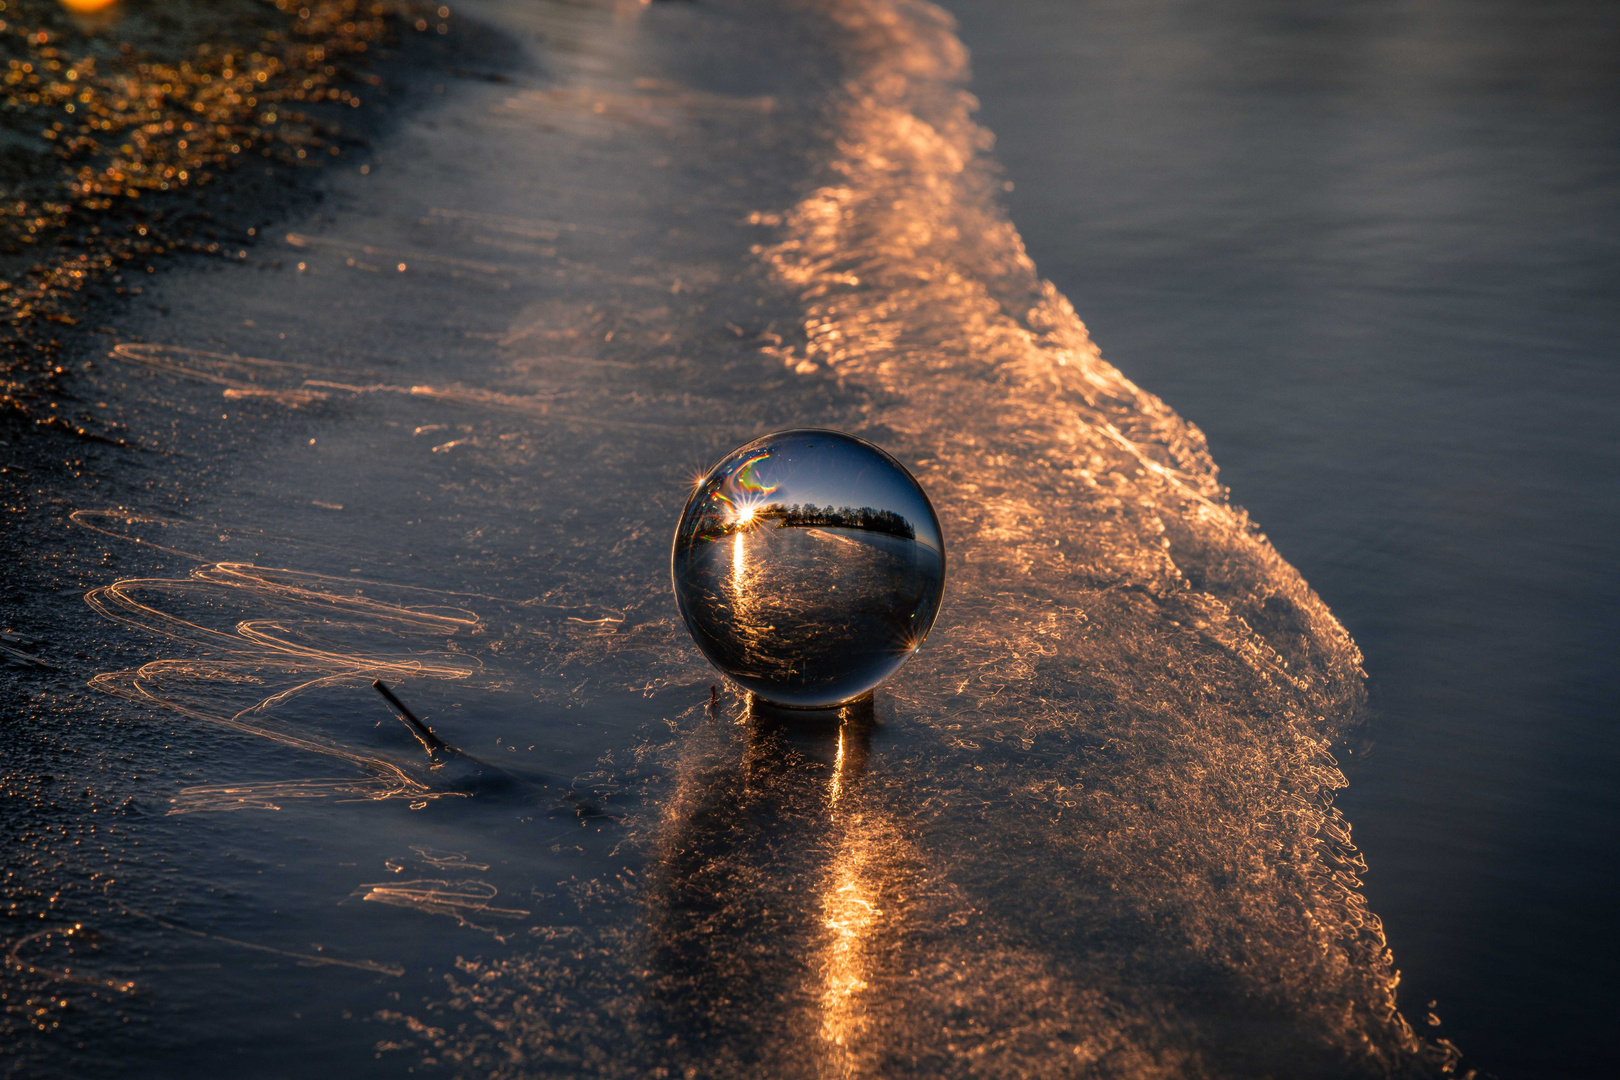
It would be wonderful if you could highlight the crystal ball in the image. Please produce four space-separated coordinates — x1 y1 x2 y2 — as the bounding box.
672 428 946 708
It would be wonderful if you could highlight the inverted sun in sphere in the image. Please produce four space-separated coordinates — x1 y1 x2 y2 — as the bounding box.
672 429 946 708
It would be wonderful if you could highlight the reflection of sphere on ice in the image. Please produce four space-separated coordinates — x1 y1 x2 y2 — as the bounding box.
672 429 946 708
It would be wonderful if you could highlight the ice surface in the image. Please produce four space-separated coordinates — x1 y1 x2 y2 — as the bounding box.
6 0 1458 1076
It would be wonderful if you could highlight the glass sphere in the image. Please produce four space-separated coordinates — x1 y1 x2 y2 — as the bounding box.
671 429 946 708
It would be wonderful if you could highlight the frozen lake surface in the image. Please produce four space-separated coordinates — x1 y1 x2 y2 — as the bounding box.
942 1 1620 1075
4 0 1561 1076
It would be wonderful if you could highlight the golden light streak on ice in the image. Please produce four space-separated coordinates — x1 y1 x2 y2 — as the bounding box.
817 711 882 1076
818 851 878 1070
827 724 847 807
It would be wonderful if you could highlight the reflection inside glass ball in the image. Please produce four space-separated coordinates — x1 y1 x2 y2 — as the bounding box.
672 429 945 708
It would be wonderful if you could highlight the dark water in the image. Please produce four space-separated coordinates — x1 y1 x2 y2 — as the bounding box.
6 0 1613 1076
937 1 1620 1076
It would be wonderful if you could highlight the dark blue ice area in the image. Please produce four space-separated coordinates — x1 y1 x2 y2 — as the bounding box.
940 1 1620 1075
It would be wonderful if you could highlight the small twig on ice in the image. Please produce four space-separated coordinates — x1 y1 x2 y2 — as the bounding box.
372 679 447 754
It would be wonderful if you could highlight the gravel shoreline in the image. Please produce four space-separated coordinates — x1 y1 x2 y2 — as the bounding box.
0 0 478 440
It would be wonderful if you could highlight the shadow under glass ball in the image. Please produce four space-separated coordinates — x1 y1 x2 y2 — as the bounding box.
672 428 946 708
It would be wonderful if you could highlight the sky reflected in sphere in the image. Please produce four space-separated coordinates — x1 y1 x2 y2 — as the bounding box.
672 429 945 708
